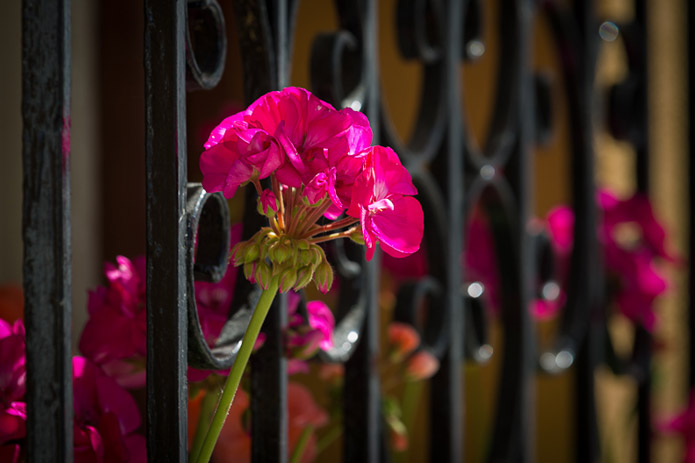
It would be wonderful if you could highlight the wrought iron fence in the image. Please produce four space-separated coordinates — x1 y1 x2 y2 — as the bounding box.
19 0 694 462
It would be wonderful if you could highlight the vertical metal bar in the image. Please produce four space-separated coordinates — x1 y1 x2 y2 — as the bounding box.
688 0 695 397
22 0 73 461
633 2 652 462
249 1 288 461
343 1 381 461
487 3 535 461
144 0 188 460
430 0 463 461
573 1 601 462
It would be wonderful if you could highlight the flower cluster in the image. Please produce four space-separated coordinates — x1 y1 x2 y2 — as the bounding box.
200 87 423 294
286 294 335 374
545 189 676 331
659 389 695 463
0 301 146 463
0 318 25 460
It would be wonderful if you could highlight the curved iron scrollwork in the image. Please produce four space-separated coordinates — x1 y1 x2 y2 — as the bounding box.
144 0 660 461
185 0 227 90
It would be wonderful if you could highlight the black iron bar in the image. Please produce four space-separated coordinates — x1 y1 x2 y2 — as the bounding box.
429 0 464 461
22 0 73 461
343 1 382 461
144 0 189 460
688 0 695 398
633 1 652 461
573 1 602 462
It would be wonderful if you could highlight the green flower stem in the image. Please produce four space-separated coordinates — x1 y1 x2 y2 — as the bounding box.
189 389 219 461
289 425 314 463
315 425 342 455
394 379 423 463
195 276 280 463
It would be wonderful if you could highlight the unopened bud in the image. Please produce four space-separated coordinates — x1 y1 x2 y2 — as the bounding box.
294 265 315 290
349 228 365 245
254 260 272 289
231 241 249 267
314 260 334 294
244 242 260 263
257 189 278 218
243 261 257 283
269 237 294 265
405 350 439 381
278 267 298 293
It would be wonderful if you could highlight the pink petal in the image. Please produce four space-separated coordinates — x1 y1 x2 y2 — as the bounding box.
370 196 424 259
96 376 141 435
199 142 241 195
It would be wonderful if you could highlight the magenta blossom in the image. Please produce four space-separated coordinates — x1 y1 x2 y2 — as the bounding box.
80 226 243 387
72 356 146 463
659 390 695 463
0 319 26 448
347 146 423 261
543 190 675 330
285 293 335 367
79 256 147 387
201 87 372 218
200 124 283 199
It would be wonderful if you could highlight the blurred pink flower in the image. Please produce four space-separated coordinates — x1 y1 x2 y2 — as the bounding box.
405 350 440 381
72 356 146 463
659 390 695 463
387 322 420 362
286 293 335 364
0 319 26 447
78 256 147 378
544 190 676 330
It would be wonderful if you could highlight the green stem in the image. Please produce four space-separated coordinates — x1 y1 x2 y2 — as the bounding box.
289 425 314 463
189 389 219 462
195 276 280 463
315 425 342 455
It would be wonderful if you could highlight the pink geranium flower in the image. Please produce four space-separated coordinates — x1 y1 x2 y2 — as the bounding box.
405 350 440 381
78 256 147 387
542 190 675 330
201 87 372 219
659 390 695 463
347 146 423 261
1 319 27 448
200 125 283 199
80 226 243 387
387 322 420 362
285 293 335 373
72 357 146 463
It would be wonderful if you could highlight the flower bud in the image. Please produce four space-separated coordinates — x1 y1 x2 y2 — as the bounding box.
349 228 365 245
244 242 260 264
387 322 420 363
278 267 298 293
269 237 294 265
231 241 249 267
314 260 334 294
294 265 315 290
382 396 408 452
243 261 257 283
257 189 278 218
405 350 439 381
254 260 272 289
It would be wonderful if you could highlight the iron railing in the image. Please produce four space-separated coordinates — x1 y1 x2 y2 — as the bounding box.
20 0 694 462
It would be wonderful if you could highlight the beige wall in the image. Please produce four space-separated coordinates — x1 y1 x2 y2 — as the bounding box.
0 0 99 349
